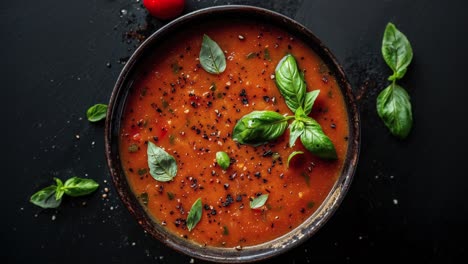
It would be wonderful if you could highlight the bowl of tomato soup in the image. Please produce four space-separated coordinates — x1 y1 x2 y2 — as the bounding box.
105 5 359 262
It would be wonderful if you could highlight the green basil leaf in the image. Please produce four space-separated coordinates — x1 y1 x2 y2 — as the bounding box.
186 198 202 231
289 120 304 147
382 23 413 80
199 34 226 74
376 83 413 138
54 178 65 201
147 141 177 182
216 151 230 170
63 177 99 197
300 117 337 159
250 194 269 209
303 90 320 115
86 104 108 122
232 111 289 146
275 54 306 113
287 151 304 168
30 185 62 209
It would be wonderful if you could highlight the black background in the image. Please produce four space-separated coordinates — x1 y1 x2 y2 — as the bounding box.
2 0 468 263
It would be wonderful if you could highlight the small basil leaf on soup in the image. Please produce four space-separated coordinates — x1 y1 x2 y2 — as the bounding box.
199 34 226 74
232 111 290 146
216 151 230 170
289 119 304 148
54 178 65 201
303 90 320 115
274 54 306 113
250 194 269 209
186 198 202 231
30 185 62 209
86 104 108 122
377 83 413 138
63 177 99 197
382 23 413 80
147 141 177 182
287 151 304 168
300 117 337 159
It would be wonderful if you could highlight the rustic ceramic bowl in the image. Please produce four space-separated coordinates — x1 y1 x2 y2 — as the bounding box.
105 5 360 263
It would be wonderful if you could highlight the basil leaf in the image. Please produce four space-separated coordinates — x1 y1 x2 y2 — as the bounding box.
232 111 289 146
289 120 304 147
275 54 306 113
86 104 108 122
63 177 99 197
147 141 177 182
303 90 320 115
30 185 62 209
186 198 202 231
382 23 413 80
287 151 304 168
216 151 230 170
250 194 269 209
300 118 337 159
376 83 413 138
54 178 65 201
199 34 226 74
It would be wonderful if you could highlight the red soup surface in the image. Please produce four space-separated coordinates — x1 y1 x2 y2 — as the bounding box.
119 21 349 248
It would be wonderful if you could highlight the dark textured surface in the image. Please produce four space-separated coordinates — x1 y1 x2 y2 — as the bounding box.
2 0 467 263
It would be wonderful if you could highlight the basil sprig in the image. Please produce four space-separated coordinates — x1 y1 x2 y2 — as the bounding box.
233 54 337 160
199 34 226 75
377 23 413 138
147 142 177 182
30 177 99 209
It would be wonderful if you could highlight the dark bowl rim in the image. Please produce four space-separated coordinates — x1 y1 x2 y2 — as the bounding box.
105 5 360 263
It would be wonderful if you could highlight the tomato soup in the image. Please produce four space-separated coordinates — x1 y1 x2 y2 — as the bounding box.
119 21 349 248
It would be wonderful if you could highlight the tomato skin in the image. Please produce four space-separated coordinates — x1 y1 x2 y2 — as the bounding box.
143 0 185 20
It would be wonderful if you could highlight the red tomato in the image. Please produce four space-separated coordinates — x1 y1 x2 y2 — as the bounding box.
143 0 185 20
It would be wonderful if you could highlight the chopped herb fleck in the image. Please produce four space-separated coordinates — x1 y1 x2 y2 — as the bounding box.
169 134 175 145
210 83 217 91
264 48 271 61
223 226 229 236
167 192 175 200
171 62 181 74
246 52 256 59
128 144 139 153
162 98 169 109
301 172 310 187
140 87 147 97
139 192 149 206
